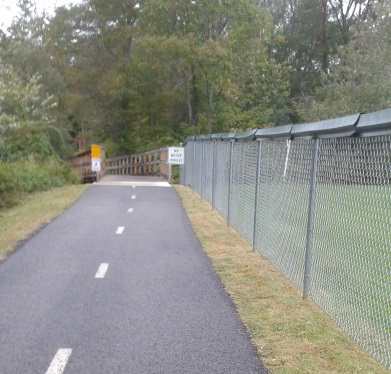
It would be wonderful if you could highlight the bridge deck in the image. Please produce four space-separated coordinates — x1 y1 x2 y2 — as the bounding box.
97 175 171 187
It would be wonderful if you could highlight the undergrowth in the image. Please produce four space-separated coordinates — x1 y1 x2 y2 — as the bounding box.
0 156 80 209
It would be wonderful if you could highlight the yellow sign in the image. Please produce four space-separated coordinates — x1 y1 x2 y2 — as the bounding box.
91 144 100 158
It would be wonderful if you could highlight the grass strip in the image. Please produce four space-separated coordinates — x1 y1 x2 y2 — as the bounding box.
175 185 388 374
0 184 89 260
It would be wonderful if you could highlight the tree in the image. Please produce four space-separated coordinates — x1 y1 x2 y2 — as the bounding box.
295 2 391 121
0 0 75 158
137 0 290 134
259 0 378 122
0 61 60 161
2 0 293 157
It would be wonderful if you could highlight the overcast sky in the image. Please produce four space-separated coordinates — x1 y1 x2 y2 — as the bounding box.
0 0 82 29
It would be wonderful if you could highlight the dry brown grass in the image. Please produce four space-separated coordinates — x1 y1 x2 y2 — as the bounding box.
175 185 389 374
0 184 89 260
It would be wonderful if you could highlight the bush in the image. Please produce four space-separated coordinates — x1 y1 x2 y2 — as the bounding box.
0 124 55 163
0 157 80 209
170 165 180 184
0 162 17 209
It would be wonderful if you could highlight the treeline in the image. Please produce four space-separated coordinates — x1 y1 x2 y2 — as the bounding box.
1 0 390 161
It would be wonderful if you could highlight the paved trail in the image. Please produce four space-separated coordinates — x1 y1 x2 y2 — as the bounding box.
0 176 266 373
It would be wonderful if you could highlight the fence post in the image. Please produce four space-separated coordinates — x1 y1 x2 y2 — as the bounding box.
212 140 217 210
193 141 196 188
187 143 191 186
168 147 172 182
183 144 187 186
184 145 188 185
303 138 319 300
252 139 262 252
200 141 204 200
227 140 234 226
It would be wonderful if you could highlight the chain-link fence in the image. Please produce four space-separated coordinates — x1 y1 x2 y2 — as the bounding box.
181 109 391 370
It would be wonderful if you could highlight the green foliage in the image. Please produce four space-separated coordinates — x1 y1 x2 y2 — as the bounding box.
170 165 180 185
0 59 71 160
0 48 79 208
1 124 55 162
296 3 391 122
265 0 376 121
0 157 80 209
36 0 291 155
1 0 388 161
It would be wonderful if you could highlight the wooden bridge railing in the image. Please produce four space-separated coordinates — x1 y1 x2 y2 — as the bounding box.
68 146 105 183
105 147 170 179
68 146 170 182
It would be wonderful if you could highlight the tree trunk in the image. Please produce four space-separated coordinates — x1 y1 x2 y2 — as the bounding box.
319 0 329 72
185 72 193 125
124 36 132 60
206 82 213 133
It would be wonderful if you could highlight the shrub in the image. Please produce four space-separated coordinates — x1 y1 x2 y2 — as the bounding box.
0 157 80 209
0 162 17 208
0 124 55 163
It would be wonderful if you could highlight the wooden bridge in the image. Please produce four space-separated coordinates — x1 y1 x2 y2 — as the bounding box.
68 146 172 183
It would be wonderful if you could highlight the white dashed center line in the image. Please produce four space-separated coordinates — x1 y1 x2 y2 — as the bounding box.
116 226 125 234
95 263 109 279
128 208 134 213
132 185 136 189
45 349 72 374
131 195 136 200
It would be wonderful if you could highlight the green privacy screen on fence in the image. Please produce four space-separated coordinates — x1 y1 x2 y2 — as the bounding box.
181 108 391 370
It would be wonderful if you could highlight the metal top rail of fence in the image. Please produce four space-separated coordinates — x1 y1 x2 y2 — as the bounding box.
181 108 391 371
183 109 391 144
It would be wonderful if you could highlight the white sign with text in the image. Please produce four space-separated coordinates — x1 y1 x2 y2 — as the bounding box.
168 147 185 165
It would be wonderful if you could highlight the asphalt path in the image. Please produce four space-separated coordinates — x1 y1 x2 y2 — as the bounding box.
0 178 266 373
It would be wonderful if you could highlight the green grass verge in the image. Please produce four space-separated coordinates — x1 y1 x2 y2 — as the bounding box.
0 184 89 260
175 185 389 373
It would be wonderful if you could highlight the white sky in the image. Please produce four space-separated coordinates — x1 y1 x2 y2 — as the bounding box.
0 0 82 30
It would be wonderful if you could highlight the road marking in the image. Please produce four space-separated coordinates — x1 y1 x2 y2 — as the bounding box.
116 226 125 234
132 185 136 189
45 349 72 374
95 263 109 279
128 208 134 213
131 195 136 199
